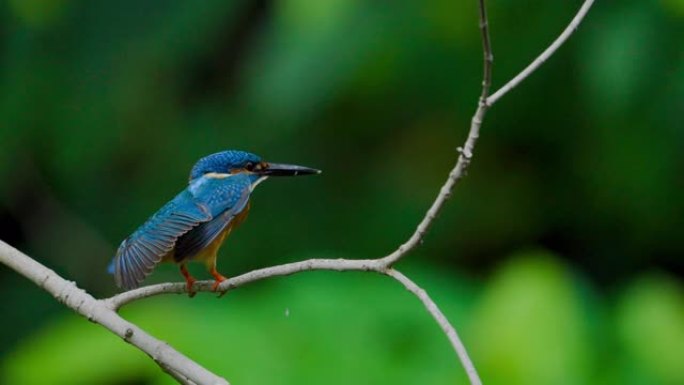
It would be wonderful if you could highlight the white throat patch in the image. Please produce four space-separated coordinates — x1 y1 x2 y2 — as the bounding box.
250 176 268 191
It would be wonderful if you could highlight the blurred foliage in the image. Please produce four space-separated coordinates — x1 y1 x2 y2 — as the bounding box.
616 274 684 385
0 0 682 384
470 253 592 385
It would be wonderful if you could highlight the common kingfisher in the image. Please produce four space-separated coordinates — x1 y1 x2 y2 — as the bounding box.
108 150 320 295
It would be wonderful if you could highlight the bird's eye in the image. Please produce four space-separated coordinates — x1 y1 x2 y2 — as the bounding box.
245 162 255 171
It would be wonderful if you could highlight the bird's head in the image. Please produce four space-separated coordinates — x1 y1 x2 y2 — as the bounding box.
189 150 320 185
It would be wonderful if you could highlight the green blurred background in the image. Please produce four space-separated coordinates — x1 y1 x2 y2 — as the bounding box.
1 0 683 384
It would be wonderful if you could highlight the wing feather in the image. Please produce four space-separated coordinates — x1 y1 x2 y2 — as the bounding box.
112 191 212 290
109 174 254 290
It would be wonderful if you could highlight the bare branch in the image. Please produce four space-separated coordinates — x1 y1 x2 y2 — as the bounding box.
385 269 482 385
105 258 383 311
0 240 229 385
478 0 494 101
380 0 493 267
5 242 481 384
105 259 483 385
163 367 199 385
487 0 595 105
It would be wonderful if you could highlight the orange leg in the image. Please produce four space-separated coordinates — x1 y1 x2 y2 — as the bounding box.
209 265 228 292
180 264 196 297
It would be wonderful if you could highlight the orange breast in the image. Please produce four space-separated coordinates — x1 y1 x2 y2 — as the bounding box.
194 202 251 268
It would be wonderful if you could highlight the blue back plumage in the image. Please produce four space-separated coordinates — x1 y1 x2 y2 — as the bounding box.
175 174 253 260
189 150 261 181
111 170 255 290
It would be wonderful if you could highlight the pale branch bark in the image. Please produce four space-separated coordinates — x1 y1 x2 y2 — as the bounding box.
105 258 383 310
379 0 492 268
164 367 199 385
478 0 494 101
385 269 482 385
0 1 597 384
0 240 229 385
105 261 482 383
105 259 482 385
486 0 595 106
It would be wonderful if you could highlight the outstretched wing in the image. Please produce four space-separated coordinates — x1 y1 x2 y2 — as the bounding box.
111 190 212 290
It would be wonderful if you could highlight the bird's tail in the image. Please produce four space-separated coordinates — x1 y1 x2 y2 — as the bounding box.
106 258 116 275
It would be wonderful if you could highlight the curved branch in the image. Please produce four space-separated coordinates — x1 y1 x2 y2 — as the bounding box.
380 0 494 267
0 240 229 385
486 0 595 105
385 269 482 385
105 260 483 385
105 258 383 310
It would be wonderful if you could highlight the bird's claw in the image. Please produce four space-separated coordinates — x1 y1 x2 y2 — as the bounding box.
211 280 222 292
186 279 197 298
211 274 228 298
209 269 227 294
211 276 226 292
180 265 197 298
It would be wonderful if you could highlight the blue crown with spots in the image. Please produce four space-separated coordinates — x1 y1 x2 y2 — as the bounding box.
189 150 261 180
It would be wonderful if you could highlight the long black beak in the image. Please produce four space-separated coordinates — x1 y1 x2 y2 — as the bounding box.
260 162 321 176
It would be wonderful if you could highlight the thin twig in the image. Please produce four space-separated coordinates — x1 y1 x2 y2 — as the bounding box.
385 269 481 385
382 0 494 268
487 0 595 105
478 0 494 101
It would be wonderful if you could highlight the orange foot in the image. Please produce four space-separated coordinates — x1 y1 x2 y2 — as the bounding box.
180 264 197 298
210 267 228 292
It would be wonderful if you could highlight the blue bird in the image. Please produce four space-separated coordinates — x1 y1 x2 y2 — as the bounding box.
108 150 320 295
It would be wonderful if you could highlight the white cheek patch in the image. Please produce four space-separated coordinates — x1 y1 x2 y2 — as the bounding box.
204 172 233 179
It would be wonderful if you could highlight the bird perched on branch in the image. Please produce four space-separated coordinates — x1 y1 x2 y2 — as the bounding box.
108 150 320 295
